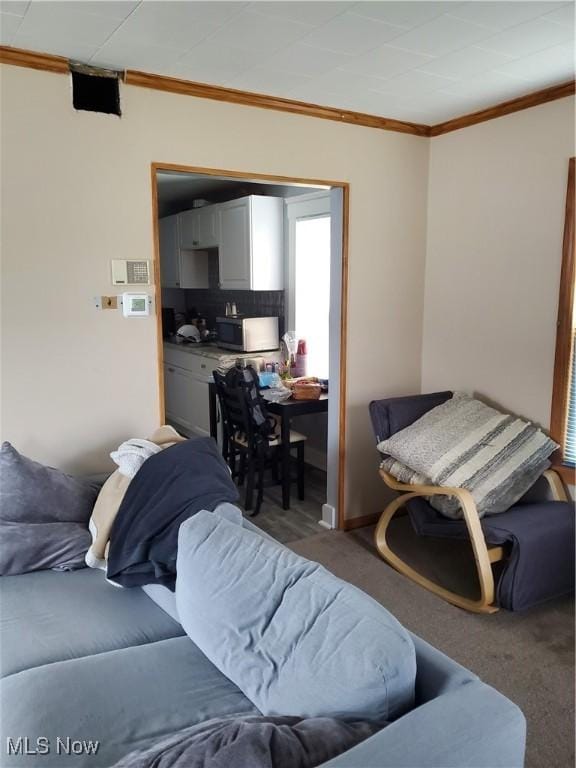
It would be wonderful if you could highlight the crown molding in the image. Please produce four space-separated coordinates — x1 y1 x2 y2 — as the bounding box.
0 44 69 73
1 45 574 139
125 68 429 136
0 45 428 137
429 80 576 136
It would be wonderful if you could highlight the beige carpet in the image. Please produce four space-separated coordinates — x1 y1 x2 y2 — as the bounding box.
289 522 575 768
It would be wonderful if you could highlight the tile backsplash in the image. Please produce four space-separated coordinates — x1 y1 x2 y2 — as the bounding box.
184 288 285 336
161 254 285 336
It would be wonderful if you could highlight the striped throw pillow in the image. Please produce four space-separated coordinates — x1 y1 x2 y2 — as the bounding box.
377 393 558 519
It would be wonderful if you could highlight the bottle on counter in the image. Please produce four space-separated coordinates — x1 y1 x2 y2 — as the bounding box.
292 339 307 378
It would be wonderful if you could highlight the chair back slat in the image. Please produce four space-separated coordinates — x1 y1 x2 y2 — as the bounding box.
213 370 252 438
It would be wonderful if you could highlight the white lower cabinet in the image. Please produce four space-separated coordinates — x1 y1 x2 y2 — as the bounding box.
164 363 210 438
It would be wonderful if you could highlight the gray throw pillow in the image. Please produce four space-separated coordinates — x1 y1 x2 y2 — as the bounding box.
0 442 99 575
111 715 383 768
377 393 558 519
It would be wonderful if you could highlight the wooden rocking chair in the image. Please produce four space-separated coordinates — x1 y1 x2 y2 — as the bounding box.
370 392 570 614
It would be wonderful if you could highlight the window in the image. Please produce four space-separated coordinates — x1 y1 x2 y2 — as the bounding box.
286 193 331 380
294 215 331 379
550 158 575 473
565 327 576 465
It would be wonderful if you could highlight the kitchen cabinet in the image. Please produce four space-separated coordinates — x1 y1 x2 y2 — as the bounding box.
164 363 210 437
163 342 279 444
179 206 219 249
159 215 209 289
218 196 283 290
159 215 180 288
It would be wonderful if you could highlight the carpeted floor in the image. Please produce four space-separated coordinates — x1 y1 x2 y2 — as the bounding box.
289 522 575 768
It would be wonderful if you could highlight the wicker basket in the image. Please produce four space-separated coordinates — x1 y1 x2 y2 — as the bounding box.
292 383 322 400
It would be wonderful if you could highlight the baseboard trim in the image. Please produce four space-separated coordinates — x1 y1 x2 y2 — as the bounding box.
321 503 336 529
343 512 380 531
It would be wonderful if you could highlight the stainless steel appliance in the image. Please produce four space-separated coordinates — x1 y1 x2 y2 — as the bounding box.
216 316 279 352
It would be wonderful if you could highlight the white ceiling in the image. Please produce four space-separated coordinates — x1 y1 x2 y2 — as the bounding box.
1 1 574 124
157 170 317 215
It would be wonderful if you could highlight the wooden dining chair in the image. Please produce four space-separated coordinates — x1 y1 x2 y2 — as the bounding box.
213 367 306 516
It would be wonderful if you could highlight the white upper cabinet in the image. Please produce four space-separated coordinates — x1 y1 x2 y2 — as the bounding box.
179 206 219 249
159 214 181 288
161 197 283 291
159 214 209 289
218 198 251 290
198 207 219 248
218 196 283 291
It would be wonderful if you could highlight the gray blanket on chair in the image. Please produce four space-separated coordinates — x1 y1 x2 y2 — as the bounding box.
111 715 383 768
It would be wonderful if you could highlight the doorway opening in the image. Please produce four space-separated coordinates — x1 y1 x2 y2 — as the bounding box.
150 163 348 540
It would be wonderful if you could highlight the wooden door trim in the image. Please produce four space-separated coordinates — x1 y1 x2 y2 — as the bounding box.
550 157 575 481
151 162 350 529
150 164 165 439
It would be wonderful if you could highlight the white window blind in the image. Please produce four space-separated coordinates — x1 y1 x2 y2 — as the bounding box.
564 329 576 466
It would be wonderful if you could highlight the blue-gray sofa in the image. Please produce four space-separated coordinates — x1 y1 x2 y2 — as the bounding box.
0 516 526 768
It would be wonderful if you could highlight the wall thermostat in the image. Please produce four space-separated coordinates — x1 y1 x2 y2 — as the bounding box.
111 259 151 285
121 293 151 317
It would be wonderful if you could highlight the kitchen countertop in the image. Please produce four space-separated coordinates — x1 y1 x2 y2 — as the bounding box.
164 340 280 362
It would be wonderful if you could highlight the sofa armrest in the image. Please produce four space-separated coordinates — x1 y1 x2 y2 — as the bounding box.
317 681 526 768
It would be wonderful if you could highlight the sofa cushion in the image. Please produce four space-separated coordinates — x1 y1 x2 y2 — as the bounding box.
0 568 184 678
176 512 416 722
0 442 99 575
0 636 259 768
0 442 99 525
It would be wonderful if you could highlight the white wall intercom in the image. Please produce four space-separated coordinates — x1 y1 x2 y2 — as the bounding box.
111 260 151 285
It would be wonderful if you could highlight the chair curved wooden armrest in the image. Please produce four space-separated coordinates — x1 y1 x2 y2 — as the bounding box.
375 466 570 614
375 469 502 614
542 468 569 501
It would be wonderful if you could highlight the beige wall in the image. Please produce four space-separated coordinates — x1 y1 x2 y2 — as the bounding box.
0 64 429 521
423 97 575 428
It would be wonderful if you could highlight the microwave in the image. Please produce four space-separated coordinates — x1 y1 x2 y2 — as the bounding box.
216 316 279 352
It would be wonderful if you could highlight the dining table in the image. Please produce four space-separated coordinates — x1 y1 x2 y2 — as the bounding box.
208 382 328 510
